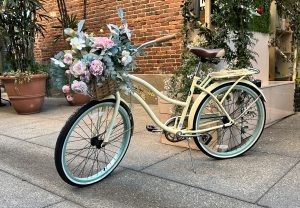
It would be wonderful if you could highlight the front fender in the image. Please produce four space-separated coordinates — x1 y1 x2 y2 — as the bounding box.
187 80 266 130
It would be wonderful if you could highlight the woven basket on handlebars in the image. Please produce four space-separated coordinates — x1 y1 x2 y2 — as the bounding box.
92 80 119 100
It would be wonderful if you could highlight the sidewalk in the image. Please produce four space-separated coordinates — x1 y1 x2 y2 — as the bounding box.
0 97 299 208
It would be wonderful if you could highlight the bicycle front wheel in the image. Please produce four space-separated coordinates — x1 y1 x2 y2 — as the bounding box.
55 100 133 186
193 83 266 159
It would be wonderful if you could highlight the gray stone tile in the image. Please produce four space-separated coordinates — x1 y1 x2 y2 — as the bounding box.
258 162 300 208
0 134 261 208
0 110 13 118
120 132 184 170
27 132 59 149
0 114 46 129
143 150 298 203
131 104 159 133
253 127 300 158
47 201 84 208
71 169 263 208
0 118 65 139
0 171 62 208
0 135 125 207
270 113 300 130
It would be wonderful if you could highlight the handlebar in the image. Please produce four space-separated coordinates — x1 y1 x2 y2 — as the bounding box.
153 34 177 44
136 34 177 51
248 67 260 74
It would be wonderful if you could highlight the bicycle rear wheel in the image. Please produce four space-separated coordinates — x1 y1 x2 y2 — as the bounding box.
193 84 266 159
55 100 133 186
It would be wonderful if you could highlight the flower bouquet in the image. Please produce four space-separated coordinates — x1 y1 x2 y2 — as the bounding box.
50 8 138 103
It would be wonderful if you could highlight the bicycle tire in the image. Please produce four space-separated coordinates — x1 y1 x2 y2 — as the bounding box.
193 83 266 159
55 99 133 186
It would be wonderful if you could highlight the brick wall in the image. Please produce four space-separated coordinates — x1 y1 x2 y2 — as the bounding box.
35 0 183 74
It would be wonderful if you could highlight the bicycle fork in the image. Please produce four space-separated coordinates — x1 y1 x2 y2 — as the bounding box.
102 91 121 146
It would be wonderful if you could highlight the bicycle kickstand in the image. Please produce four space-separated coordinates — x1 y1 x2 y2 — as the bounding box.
187 138 196 174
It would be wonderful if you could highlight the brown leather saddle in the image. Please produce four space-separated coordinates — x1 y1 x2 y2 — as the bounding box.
189 46 225 59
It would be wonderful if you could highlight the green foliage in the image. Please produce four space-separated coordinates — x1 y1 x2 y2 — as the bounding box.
180 0 261 69
276 0 300 94
276 0 300 45
166 55 211 101
212 0 258 68
167 0 264 109
250 0 271 33
52 14 78 42
0 0 50 73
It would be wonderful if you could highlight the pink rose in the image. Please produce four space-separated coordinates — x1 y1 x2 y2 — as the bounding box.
70 61 86 77
66 95 74 102
89 60 104 76
62 85 70 94
63 53 73 65
71 80 88 95
93 37 114 49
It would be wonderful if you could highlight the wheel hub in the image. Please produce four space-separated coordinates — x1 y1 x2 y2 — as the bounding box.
90 136 104 149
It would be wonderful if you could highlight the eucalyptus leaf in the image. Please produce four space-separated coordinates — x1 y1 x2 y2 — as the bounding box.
117 8 124 19
77 20 85 32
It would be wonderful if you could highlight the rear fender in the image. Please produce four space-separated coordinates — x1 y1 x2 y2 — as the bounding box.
187 80 266 130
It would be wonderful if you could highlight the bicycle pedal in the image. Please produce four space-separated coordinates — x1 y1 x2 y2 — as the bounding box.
146 125 162 133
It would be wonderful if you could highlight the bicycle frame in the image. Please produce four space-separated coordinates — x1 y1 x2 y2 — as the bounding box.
102 68 264 143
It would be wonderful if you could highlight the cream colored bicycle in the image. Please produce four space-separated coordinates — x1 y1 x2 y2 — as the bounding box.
55 35 266 186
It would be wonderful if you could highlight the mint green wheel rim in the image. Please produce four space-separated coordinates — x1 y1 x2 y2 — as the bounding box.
61 102 131 185
195 85 265 158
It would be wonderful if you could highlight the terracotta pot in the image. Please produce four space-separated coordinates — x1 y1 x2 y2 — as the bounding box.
0 74 47 114
66 93 91 106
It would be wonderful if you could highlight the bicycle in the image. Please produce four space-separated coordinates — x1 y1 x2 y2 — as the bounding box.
54 34 266 186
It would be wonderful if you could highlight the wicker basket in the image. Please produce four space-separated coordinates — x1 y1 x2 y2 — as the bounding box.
92 80 119 100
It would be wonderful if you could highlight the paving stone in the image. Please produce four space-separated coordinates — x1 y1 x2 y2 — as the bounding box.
0 112 58 130
131 104 159 134
120 132 184 170
0 118 65 139
143 150 298 203
253 127 300 158
0 170 62 208
27 132 59 149
68 169 263 208
0 134 125 207
47 201 84 208
258 162 300 208
0 132 261 208
269 113 300 130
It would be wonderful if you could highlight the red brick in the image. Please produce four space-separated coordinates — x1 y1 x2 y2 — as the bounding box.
34 0 183 74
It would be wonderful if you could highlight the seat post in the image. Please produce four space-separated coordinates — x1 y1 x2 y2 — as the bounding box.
194 60 203 77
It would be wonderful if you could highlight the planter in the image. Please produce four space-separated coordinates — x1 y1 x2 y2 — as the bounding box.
0 74 47 114
66 93 91 106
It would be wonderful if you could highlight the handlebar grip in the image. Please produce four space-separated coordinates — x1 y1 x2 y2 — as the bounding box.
153 34 176 44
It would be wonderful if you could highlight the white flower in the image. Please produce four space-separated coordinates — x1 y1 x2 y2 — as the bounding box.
121 50 132 66
51 58 65 67
70 37 86 50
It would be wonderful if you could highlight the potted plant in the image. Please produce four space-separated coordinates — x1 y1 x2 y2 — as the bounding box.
0 0 49 114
